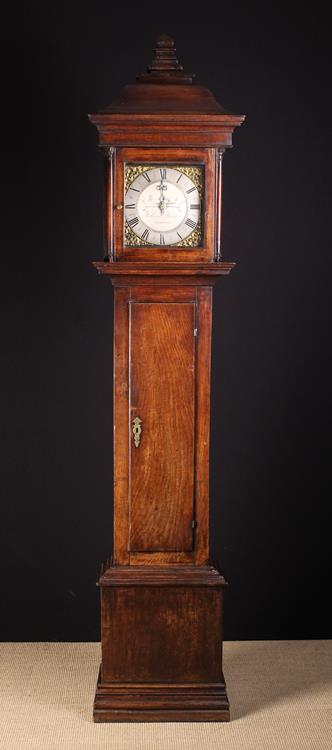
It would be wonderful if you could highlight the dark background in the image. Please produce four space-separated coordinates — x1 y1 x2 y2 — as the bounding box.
1 2 330 640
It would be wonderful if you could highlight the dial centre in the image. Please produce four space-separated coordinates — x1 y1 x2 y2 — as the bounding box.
137 181 187 232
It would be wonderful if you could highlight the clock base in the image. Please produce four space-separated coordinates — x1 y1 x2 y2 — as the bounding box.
93 565 229 722
93 669 230 722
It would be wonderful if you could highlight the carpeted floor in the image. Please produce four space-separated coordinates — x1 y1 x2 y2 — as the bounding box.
0 641 331 749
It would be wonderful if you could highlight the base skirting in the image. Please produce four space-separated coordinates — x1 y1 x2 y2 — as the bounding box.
93 669 230 722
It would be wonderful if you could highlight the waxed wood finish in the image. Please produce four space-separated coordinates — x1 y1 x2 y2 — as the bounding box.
94 565 229 721
194 286 212 563
94 676 230 722
95 263 231 717
91 112 243 148
90 35 244 722
104 148 115 260
111 282 213 566
101 586 222 683
129 302 195 552
114 147 215 263
94 261 236 281
215 151 223 261
98 564 227 587
113 287 130 565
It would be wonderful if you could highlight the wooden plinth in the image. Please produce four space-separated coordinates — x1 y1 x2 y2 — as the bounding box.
93 669 230 722
93 565 229 722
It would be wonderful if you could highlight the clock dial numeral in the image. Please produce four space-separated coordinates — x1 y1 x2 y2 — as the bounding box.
160 168 167 180
141 228 150 241
125 203 136 209
186 186 196 194
160 234 165 245
142 172 151 182
130 187 140 192
190 204 200 210
176 173 183 183
185 218 197 229
128 217 139 228
177 232 183 240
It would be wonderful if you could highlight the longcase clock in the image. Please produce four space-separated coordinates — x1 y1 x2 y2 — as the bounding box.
89 34 244 722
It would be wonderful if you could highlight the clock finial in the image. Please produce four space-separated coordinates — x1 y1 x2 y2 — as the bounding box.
149 34 183 72
136 35 195 84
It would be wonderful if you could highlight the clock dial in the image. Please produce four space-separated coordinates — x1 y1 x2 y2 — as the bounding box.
124 166 202 247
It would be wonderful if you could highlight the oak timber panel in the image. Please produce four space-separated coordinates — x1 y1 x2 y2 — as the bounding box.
129 302 196 552
194 287 212 564
101 586 222 683
113 288 130 565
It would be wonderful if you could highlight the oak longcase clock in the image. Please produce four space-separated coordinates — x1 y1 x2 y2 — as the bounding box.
89 34 244 722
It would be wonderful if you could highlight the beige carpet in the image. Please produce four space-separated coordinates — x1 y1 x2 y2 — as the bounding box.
0 641 331 749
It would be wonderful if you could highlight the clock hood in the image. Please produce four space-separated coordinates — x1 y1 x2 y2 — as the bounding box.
98 82 229 116
89 35 245 147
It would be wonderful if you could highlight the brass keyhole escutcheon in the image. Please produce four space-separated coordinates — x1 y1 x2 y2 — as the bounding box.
132 417 142 448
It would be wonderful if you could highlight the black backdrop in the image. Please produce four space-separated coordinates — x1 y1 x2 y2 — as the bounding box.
1 2 330 640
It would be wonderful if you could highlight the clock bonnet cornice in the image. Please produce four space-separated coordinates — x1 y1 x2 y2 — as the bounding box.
89 33 244 147
89 35 244 722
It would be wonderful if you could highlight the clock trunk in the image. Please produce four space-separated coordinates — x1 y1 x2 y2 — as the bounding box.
112 284 212 568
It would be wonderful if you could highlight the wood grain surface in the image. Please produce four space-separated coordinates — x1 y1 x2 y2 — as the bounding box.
90 34 243 722
101 585 222 683
129 302 196 552
114 147 215 263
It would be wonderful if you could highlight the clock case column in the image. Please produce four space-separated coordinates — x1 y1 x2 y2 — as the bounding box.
92 263 234 722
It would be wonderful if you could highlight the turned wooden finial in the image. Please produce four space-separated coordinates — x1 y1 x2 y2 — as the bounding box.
136 34 195 84
149 34 183 72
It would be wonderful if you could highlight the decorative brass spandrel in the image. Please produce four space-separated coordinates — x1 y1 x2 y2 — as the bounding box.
125 224 147 247
125 164 152 193
124 164 204 248
176 219 202 248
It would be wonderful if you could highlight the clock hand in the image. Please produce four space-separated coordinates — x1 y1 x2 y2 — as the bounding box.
144 202 186 208
159 191 166 213
157 175 168 213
